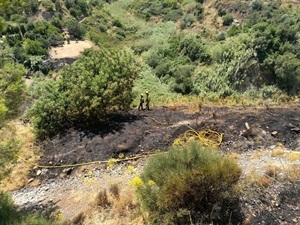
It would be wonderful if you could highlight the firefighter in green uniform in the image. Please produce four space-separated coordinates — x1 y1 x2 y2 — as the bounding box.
145 91 150 110
138 94 144 111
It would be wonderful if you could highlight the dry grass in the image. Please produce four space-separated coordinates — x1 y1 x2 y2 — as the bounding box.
285 164 300 182
95 189 110 208
83 184 143 225
0 120 41 191
242 155 300 188
285 152 300 162
250 151 263 159
257 176 273 188
228 152 241 160
270 147 285 157
243 169 274 188
264 164 282 179
243 162 283 188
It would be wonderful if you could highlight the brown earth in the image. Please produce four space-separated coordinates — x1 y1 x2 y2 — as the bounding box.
49 40 94 59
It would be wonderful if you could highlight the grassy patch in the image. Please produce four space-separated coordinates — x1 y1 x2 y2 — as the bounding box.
0 121 41 191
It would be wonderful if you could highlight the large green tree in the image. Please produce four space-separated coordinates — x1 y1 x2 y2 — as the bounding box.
0 63 26 121
275 53 300 95
27 48 140 138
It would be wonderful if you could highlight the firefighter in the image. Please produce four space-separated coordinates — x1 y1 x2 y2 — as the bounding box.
145 91 150 110
138 94 144 111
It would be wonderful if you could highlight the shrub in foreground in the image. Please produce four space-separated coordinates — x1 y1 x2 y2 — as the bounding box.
135 142 242 224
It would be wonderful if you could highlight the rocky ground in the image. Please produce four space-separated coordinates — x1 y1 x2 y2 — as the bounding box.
10 102 300 224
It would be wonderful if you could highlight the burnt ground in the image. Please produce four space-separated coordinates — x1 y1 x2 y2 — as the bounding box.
22 103 300 224
39 104 300 170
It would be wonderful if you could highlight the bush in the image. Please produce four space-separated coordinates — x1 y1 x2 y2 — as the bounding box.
0 192 19 224
275 52 300 95
163 9 182 22
135 142 241 224
27 48 140 139
67 20 86 39
179 14 195 30
26 0 39 14
179 33 210 62
217 8 226 17
216 31 226 41
222 14 234 26
194 3 204 21
250 0 263 11
0 192 64 225
0 63 26 118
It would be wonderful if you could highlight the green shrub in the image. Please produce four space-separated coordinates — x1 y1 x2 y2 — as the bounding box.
132 65 178 105
0 191 64 225
0 63 26 118
163 9 182 22
217 8 226 17
227 25 241 37
194 3 204 21
25 0 39 15
87 29 109 46
0 192 20 224
136 142 241 224
216 31 226 41
222 14 234 26
274 52 300 95
179 14 195 30
179 33 210 62
27 48 140 139
250 0 263 11
67 20 86 39
132 41 153 55
169 64 195 94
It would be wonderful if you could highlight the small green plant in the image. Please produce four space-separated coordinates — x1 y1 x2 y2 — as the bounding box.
0 192 64 225
135 142 241 224
222 14 234 26
0 192 19 224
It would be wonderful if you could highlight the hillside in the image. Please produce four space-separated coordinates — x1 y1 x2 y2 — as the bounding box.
0 0 300 224
9 103 300 224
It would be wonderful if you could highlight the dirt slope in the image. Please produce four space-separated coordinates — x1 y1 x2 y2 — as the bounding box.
10 103 300 224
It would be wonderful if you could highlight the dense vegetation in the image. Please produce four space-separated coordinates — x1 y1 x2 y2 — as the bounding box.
26 48 139 138
1 0 299 101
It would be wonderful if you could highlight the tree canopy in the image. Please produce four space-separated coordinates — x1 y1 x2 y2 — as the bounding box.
27 48 140 138
0 63 26 123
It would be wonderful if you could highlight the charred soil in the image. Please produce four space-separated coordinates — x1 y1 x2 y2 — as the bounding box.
38 104 300 172
13 103 300 224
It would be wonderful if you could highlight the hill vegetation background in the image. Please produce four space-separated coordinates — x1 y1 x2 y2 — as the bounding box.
0 0 300 224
